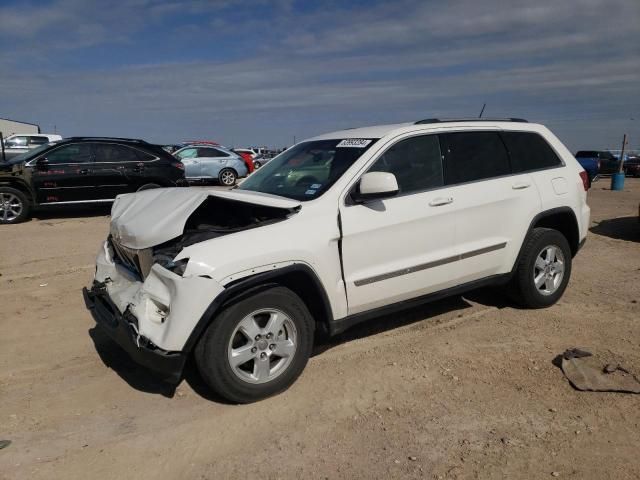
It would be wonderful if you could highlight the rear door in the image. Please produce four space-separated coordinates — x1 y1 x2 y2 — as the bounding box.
198 147 231 178
439 131 541 283
340 133 459 315
91 143 140 198
32 143 95 203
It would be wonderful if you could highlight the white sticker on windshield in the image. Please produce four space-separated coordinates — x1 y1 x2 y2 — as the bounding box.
311 183 322 189
336 139 372 148
305 189 316 195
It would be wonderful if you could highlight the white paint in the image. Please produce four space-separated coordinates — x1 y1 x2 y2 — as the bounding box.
93 120 591 353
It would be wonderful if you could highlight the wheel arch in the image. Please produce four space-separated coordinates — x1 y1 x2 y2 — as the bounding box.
0 179 35 203
511 207 580 275
182 264 333 353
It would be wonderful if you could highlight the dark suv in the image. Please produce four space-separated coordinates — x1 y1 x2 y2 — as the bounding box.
0 137 186 224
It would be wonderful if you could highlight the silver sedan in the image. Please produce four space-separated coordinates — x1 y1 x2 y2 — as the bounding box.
174 145 248 186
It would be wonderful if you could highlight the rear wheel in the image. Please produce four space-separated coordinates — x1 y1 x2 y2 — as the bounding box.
510 228 572 308
218 168 237 186
253 161 262 169
0 187 30 224
195 286 314 403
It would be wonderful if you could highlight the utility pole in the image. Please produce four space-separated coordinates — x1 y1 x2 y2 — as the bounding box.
617 133 628 174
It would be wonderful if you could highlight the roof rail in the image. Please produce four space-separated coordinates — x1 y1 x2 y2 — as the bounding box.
66 136 147 143
415 118 528 124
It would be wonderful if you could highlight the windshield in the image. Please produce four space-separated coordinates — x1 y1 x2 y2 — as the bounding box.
238 139 378 200
3 144 52 165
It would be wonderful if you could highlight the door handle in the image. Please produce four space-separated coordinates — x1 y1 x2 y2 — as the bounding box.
78 169 91 175
429 197 454 206
512 182 531 190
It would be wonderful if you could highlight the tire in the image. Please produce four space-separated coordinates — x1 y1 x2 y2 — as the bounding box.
0 187 31 224
254 161 262 169
509 228 572 308
137 183 162 191
218 168 237 186
195 286 314 403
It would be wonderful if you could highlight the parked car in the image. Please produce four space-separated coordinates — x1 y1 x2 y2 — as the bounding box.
86 118 590 403
574 151 601 184
231 149 255 174
1 133 62 161
0 137 185 224
624 156 640 177
173 145 248 186
576 150 620 175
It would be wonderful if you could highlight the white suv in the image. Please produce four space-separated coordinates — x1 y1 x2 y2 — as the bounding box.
85 118 591 403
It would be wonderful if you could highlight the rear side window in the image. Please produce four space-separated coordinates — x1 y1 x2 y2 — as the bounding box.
29 136 49 145
134 149 156 161
198 147 228 157
501 132 562 173
94 144 140 163
369 135 443 194
440 132 510 185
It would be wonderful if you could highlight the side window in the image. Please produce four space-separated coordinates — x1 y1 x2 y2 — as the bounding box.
134 149 156 161
176 148 198 159
94 144 140 163
369 135 443 194
46 144 92 164
501 132 562 173
440 132 510 185
29 136 50 145
5 136 28 148
198 147 227 157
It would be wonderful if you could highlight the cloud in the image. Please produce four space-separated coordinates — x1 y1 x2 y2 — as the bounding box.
0 0 638 150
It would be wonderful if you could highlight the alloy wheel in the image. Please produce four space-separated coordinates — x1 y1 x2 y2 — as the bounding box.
533 245 565 295
0 193 23 222
220 170 236 185
227 309 297 384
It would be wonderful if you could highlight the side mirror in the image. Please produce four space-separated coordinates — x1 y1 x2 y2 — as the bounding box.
352 172 399 202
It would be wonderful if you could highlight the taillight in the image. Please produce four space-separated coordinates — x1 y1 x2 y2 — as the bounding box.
173 162 184 170
579 171 590 191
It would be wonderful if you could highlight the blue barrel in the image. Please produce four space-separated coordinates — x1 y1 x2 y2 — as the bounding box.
610 172 625 191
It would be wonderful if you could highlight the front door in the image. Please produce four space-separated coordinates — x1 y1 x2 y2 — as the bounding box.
176 147 202 178
339 134 459 315
31 143 95 203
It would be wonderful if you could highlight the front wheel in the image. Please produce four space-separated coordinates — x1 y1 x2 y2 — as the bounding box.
253 161 262 169
218 168 237 186
195 286 314 403
0 187 31 224
509 228 572 308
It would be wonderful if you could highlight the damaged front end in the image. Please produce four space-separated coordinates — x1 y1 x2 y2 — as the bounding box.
86 188 301 381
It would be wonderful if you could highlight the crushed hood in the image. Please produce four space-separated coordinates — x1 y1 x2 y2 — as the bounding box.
110 187 301 249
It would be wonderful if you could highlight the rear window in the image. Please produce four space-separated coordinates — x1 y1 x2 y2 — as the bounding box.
502 132 562 173
575 151 598 158
440 132 510 185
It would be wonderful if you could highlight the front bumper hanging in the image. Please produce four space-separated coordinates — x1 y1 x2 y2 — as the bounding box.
84 281 186 383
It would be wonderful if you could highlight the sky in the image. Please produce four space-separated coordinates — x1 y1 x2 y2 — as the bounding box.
0 0 639 151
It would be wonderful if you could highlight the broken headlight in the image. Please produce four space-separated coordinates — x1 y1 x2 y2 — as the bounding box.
153 254 189 276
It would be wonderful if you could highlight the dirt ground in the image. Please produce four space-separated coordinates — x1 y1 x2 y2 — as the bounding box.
1 179 639 480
